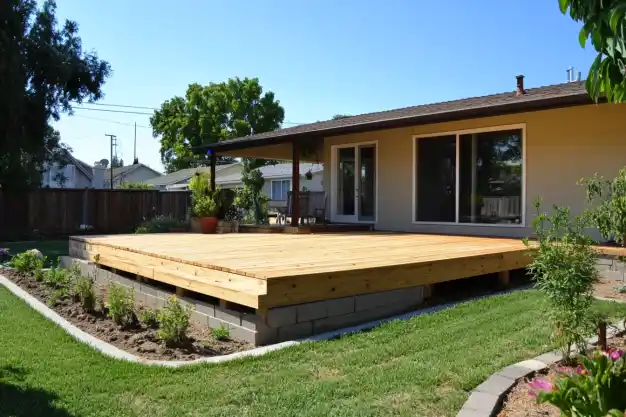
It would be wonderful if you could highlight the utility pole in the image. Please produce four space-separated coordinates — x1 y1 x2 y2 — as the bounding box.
105 134 117 189
133 122 137 164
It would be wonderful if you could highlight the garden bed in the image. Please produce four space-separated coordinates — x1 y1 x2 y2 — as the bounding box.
497 331 626 417
2 268 251 361
595 278 626 302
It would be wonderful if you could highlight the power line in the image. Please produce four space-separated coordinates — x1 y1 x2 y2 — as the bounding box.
77 102 159 111
72 114 151 129
73 107 153 116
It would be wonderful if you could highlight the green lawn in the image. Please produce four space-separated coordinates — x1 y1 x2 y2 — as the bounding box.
1 288 625 417
1 240 68 266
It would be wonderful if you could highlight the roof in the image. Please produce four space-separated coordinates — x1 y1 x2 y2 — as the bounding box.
206 81 592 151
45 147 93 180
217 163 323 184
144 163 241 186
105 164 162 181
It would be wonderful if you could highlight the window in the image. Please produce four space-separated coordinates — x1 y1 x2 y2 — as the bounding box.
414 126 524 226
271 179 291 201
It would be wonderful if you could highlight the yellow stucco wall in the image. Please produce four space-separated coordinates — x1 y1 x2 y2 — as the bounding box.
323 103 626 238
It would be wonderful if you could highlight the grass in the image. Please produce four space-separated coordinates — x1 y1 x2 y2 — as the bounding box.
1 288 625 417
1 240 68 267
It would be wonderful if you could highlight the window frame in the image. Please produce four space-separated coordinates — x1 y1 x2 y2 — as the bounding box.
270 179 291 201
412 123 526 227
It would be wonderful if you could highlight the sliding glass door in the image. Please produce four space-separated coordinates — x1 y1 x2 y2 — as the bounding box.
414 126 524 226
332 143 377 223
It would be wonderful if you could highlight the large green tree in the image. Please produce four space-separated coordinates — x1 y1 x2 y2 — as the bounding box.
151 77 285 173
0 0 111 190
560 0 626 102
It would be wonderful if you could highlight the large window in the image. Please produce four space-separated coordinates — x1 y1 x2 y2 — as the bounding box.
414 126 524 225
271 179 291 201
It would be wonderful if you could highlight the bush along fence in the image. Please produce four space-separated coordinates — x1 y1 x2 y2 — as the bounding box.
0 189 191 240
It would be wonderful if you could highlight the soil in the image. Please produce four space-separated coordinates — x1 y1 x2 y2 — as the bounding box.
497 332 626 417
2 269 252 361
595 278 626 302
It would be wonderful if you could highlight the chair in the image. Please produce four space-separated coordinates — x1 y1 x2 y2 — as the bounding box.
307 191 326 224
286 191 311 225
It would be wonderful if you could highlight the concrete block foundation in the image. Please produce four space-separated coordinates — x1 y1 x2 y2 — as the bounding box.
596 255 626 282
60 256 425 346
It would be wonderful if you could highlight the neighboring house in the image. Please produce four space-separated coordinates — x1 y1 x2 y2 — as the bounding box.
104 164 162 189
205 76 626 238
143 163 243 191
41 148 104 188
216 163 324 202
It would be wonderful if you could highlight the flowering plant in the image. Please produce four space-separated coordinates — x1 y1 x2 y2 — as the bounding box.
224 205 244 223
0 248 9 262
529 348 626 416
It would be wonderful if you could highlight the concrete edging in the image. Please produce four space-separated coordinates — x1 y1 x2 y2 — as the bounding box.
0 272 509 367
455 320 626 417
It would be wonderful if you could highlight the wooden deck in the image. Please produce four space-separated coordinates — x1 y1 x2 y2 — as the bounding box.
69 233 530 311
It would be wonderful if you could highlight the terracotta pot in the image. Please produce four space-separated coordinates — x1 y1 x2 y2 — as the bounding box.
199 217 218 234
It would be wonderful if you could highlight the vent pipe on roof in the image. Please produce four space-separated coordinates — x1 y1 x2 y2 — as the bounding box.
515 75 526 96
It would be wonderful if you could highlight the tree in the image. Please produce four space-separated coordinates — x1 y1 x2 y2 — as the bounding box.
0 0 111 190
110 156 124 168
560 0 626 102
150 77 285 173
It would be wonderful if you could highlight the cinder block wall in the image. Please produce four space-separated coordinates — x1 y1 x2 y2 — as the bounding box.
597 255 626 281
60 256 425 346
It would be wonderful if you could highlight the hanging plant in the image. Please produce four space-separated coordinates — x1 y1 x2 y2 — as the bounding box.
304 169 313 180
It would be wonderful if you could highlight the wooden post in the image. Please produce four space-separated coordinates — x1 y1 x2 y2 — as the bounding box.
210 151 216 192
497 270 510 287
175 287 186 297
291 140 300 227
598 321 607 351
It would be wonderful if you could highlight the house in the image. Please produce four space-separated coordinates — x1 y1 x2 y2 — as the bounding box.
104 164 162 189
204 76 626 238
142 163 243 191
216 163 324 202
41 148 105 189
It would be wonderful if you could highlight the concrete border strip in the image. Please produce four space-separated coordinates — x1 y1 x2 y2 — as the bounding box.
0 272 521 367
455 321 626 417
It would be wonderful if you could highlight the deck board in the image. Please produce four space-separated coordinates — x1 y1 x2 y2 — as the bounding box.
70 233 530 309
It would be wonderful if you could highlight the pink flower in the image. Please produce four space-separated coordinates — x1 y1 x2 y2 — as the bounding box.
527 378 555 397
608 349 624 360
576 364 589 376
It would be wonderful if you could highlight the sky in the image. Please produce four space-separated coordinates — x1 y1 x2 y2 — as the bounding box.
51 0 595 173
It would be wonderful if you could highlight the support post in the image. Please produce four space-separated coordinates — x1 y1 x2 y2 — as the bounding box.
497 270 510 287
210 151 216 192
291 140 300 227
598 321 607 351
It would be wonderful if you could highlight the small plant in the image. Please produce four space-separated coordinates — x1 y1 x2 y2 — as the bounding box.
615 285 626 294
138 308 159 328
43 263 72 289
0 248 10 263
73 275 96 312
9 250 45 275
524 199 599 359
581 168 626 246
157 296 192 346
212 323 230 341
134 225 150 234
193 195 218 218
134 214 187 234
529 349 626 416
48 287 68 306
107 283 135 326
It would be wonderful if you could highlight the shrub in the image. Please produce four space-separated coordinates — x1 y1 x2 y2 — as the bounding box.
119 181 153 189
134 214 187 234
107 283 135 326
73 275 96 312
524 200 599 359
138 308 159 328
157 296 192 346
193 195 217 218
48 287 68 306
529 349 626 416
43 263 72 288
212 324 230 341
9 250 45 275
581 168 626 246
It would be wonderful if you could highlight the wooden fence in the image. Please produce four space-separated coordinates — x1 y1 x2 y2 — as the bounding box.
0 189 191 241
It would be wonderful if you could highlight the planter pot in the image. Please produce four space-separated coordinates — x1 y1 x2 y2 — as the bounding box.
232 221 239 233
199 217 218 234
190 217 202 233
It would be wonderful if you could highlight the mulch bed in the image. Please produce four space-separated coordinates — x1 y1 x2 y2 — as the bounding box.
497 332 626 417
2 269 251 361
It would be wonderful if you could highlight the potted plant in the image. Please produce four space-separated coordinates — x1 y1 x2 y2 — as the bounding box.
304 169 313 180
193 195 218 234
224 206 244 232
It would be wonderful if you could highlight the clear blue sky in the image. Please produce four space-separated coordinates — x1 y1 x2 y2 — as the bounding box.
52 0 594 172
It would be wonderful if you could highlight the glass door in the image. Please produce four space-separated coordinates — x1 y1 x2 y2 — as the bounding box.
332 143 377 223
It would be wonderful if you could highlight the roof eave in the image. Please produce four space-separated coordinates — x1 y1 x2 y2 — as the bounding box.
206 93 594 152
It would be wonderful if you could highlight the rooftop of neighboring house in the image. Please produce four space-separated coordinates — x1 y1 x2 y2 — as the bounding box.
217 163 323 184
143 162 241 187
45 147 93 179
204 78 591 151
104 163 162 181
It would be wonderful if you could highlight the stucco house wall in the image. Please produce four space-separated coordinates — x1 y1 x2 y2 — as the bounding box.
323 103 626 238
260 171 324 200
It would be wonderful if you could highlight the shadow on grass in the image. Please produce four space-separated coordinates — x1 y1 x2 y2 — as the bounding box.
0 365 78 417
